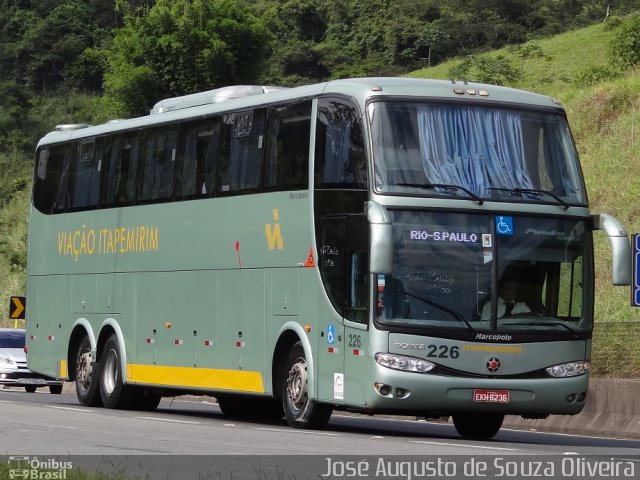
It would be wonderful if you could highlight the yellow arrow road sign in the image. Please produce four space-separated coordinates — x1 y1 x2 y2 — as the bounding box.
10 296 25 319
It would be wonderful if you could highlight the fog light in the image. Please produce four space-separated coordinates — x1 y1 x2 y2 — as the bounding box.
0 373 6 379
566 394 576 403
395 388 410 399
374 383 392 396
577 391 586 402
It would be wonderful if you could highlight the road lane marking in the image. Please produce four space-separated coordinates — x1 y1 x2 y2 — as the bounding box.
137 416 201 425
46 406 92 413
256 427 340 436
409 440 516 451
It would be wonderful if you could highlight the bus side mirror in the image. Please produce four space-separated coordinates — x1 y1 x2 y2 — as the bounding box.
592 213 631 286
366 201 393 274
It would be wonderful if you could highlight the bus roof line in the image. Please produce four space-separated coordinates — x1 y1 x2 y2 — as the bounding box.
149 85 289 115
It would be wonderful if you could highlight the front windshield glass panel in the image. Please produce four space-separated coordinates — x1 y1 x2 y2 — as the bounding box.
376 212 593 335
369 101 587 206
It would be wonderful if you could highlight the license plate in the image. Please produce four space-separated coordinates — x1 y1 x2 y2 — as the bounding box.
473 389 510 403
18 378 46 385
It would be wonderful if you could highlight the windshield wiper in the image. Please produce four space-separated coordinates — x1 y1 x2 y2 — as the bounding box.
486 187 570 210
395 183 483 205
403 291 473 330
502 321 578 336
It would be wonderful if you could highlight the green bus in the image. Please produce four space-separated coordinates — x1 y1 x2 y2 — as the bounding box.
26 78 631 440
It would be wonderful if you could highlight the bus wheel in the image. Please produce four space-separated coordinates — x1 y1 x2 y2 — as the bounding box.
75 336 102 407
99 334 136 409
281 342 332 429
452 413 504 440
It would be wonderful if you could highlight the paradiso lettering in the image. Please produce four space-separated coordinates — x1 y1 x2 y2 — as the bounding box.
57 225 159 261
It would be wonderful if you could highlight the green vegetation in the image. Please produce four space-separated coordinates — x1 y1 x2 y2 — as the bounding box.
1 1 640 375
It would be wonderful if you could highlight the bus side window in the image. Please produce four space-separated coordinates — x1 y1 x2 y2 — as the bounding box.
33 144 72 214
263 101 311 191
315 99 367 189
101 132 139 207
176 120 219 199
138 127 178 202
218 109 266 194
69 138 102 211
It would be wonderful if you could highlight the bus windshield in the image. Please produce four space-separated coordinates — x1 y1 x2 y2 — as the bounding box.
369 101 587 206
376 211 593 336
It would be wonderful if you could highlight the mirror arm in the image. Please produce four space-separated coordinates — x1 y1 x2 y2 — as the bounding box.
592 213 631 286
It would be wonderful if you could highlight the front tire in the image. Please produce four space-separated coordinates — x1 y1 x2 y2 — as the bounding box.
25 385 37 393
75 335 102 406
281 342 332 429
99 334 137 409
452 413 504 440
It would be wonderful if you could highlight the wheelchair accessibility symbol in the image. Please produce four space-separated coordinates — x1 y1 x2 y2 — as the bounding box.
327 324 336 345
496 216 513 236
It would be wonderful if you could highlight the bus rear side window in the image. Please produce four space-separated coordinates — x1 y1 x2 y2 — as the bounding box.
33 144 72 214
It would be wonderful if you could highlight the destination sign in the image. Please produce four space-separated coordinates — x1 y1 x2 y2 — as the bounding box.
409 230 480 243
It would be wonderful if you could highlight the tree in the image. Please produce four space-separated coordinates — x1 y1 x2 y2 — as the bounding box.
103 0 272 117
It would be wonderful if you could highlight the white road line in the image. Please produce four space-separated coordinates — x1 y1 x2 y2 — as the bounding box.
137 416 201 425
256 427 341 436
46 406 92 413
409 440 517 451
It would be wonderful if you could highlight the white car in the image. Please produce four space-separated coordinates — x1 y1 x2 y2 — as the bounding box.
0 328 63 394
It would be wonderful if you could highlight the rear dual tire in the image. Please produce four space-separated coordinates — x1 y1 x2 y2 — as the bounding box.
75 333 160 411
75 335 102 406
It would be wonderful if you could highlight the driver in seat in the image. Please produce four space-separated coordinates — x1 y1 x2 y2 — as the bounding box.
481 276 530 320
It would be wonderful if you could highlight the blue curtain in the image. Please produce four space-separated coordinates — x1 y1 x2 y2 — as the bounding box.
323 119 352 184
417 106 533 195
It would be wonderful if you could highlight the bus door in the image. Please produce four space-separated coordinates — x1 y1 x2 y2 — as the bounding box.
316 214 368 406
342 215 369 407
316 216 346 404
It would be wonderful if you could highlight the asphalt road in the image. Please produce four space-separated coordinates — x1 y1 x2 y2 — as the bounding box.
1 387 639 479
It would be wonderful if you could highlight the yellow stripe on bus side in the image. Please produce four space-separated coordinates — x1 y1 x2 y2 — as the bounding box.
127 364 265 393
59 360 68 380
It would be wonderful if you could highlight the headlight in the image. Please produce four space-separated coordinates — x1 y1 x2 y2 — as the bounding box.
0 354 17 368
546 361 589 377
375 353 434 373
